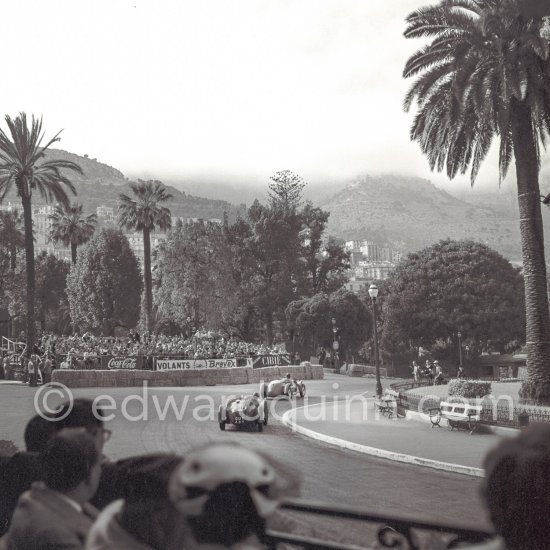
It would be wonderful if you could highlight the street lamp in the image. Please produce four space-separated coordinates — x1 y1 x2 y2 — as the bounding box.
457 332 463 369
368 284 383 397
332 317 339 371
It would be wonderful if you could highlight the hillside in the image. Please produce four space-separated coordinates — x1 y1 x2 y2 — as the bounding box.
1 149 246 222
319 175 525 261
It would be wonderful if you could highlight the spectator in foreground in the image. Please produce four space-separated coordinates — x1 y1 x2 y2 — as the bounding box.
0 429 101 550
0 414 58 535
86 454 186 550
478 423 550 550
169 443 297 549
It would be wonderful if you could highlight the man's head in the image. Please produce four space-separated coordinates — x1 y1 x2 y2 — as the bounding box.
285 373 291 380
54 398 109 452
481 423 550 549
24 414 58 452
41 429 102 502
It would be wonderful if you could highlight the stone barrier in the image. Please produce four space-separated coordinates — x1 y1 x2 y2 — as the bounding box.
52 364 324 388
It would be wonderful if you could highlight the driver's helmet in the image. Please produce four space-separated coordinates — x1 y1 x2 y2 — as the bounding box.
168 444 283 547
285 373 291 379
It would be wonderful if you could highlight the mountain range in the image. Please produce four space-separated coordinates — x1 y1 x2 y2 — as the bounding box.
3 148 546 262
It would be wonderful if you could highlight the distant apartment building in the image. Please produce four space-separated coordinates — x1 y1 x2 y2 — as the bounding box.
96 205 117 227
125 232 167 268
344 238 406 293
359 241 379 261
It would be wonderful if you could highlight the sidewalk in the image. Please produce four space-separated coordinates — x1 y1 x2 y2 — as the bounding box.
284 399 507 476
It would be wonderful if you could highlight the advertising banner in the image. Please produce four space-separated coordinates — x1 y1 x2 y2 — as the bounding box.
107 356 143 370
252 354 291 369
155 358 241 371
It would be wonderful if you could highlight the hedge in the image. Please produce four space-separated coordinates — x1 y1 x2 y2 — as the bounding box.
447 379 492 399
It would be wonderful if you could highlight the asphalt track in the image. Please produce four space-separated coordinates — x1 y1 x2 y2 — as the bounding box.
0 375 493 546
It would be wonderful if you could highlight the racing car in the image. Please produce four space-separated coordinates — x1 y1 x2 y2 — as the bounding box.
218 393 269 432
260 374 306 399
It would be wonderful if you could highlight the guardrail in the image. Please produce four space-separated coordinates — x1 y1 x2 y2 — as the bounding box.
264 498 494 549
392 381 550 429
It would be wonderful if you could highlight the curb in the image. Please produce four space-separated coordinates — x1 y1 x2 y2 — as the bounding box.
282 405 484 478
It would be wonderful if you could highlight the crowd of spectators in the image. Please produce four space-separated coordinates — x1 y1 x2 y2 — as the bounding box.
35 330 287 360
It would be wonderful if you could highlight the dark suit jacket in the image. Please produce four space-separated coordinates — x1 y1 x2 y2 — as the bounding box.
0 482 98 550
0 452 42 536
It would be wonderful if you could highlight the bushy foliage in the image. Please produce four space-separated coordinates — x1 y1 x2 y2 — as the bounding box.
67 229 142 335
447 379 492 399
381 240 525 354
286 289 370 356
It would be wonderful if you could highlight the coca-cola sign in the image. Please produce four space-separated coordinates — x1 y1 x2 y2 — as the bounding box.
107 357 138 370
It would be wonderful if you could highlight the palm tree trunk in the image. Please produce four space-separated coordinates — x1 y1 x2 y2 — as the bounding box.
143 227 153 333
9 245 16 270
511 99 550 404
21 195 36 359
71 242 77 265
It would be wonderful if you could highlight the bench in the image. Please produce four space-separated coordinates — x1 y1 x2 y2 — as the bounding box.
374 389 400 418
428 401 482 434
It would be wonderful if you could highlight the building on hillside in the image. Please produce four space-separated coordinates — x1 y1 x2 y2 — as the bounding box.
345 278 370 293
360 241 379 261
96 205 114 218
125 232 167 268
344 240 364 251
379 247 392 262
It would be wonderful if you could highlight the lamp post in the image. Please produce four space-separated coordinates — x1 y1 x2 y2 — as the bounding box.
457 331 463 369
368 284 383 397
332 317 339 371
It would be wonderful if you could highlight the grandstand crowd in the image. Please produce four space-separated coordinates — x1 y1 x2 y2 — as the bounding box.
0 331 292 381
32 331 285 359
0 398 548 549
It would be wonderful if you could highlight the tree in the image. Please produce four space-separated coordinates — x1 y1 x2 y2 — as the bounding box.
403 0 550 403
67 229 142 335
299 203 350 295
49 203 97 264
268 170 306 212
381 240 526 361
286 289 370 359
8 252 71 333
0 113 81 355
244 200 304 344
118 180 172 333
0 210 24 270
155 221 229 331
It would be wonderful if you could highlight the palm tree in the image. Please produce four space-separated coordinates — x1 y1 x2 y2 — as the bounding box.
118 180 172 332
403 0 550 403
0 113 82 357
0 210 24 269
50 203 97 264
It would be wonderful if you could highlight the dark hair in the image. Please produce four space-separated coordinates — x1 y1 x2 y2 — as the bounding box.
189 482 265 546
42 429 99 492
24 414 57 452
481 423 550 550
54 398 105 433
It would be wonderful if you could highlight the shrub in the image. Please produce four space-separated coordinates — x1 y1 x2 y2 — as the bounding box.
447 379 492 399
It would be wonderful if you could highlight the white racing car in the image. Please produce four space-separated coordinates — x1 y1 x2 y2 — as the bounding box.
260 374 306 399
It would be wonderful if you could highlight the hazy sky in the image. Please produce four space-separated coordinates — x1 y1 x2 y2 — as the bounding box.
3 0 515 192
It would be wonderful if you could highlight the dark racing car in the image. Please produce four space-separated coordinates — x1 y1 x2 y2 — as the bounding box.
218 393 268 432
